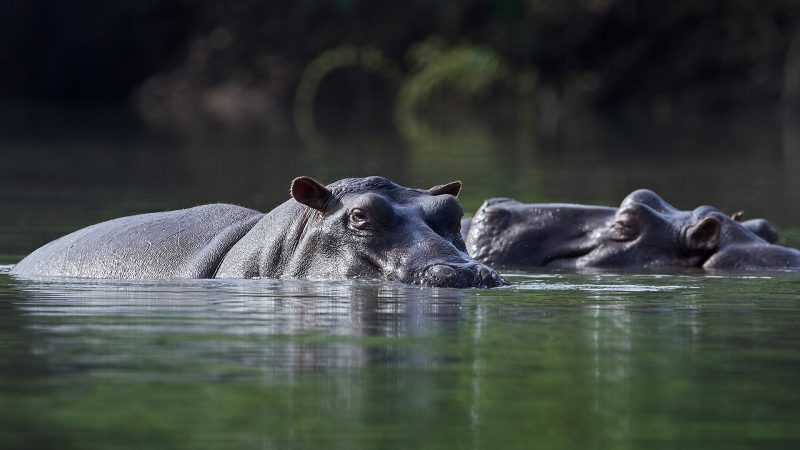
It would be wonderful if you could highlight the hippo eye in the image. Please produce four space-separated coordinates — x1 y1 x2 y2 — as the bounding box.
349 208 369 229
610 217 639 241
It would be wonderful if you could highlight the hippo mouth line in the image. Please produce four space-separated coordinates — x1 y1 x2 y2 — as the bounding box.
360 258 473 286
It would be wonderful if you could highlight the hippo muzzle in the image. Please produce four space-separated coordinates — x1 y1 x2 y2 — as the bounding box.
420 262 504 288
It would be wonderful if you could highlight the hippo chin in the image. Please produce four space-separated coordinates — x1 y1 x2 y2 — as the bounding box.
465 189 800 272
11 176 504 288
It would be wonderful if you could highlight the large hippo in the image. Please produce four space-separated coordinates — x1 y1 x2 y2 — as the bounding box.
11 176 504 288
464 189 800 271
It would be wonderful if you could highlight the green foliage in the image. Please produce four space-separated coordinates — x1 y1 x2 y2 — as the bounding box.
294 46 400 147
292 38 541 205
294 38 514 145
396 37 509 140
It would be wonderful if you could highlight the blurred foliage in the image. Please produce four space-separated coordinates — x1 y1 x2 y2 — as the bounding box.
294 47 401 147
389 38 537 203
1 0 800 131
396 37 509 140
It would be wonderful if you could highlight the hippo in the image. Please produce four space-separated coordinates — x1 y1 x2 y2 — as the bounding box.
464 189 800 272
730 211 779 244
461 210 779 245
11 176 504 288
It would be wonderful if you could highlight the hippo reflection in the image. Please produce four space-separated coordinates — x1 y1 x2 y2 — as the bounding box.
12 176 504 288
465 189 800 271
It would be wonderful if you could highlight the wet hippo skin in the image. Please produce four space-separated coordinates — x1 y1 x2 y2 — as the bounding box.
12 176 504 288
464 189 800 272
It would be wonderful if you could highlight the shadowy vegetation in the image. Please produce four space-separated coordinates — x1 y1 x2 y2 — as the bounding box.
1 0 799 134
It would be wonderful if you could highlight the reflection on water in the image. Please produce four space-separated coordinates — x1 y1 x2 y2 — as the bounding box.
2 273 800 449
10 279 466 381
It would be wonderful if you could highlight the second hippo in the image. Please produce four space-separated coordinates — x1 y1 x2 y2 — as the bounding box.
464 189 800 272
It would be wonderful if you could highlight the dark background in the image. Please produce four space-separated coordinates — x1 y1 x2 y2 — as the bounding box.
3 0 799 112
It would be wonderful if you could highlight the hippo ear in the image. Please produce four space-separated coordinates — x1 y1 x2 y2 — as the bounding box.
291 176 332 212
685 216 721 251
428 181 462 197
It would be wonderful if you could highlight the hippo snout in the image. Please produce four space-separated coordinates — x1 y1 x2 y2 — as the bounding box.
422 263 505 288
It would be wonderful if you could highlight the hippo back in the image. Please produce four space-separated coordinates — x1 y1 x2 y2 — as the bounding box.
11 204 263 278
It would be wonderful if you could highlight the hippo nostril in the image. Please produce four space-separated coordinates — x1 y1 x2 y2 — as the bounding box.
429 264 458 284
477 264 505 287
423 263 503 288
478 265 494 283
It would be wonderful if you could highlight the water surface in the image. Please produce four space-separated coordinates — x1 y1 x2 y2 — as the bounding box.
1 269 800 449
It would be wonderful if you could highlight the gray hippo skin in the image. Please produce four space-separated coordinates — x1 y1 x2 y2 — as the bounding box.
461 213 779 245
12 176 504 288
734 217 779 244
465 189 800 272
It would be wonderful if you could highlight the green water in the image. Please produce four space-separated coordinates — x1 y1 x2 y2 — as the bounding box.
2 109 800 448
1 272 800 449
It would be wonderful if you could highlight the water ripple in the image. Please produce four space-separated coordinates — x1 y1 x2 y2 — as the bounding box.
510 282 690 292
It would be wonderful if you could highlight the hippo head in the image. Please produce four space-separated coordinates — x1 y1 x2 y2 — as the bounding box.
466 189 799 271
287 176 504 287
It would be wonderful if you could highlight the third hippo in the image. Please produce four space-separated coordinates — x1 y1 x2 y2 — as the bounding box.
463 189 800 272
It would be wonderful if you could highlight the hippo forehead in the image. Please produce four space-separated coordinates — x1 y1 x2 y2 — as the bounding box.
327 176 406 195
327 176 460 209
619 189 680 214
620 190 730 223
689 204 726 220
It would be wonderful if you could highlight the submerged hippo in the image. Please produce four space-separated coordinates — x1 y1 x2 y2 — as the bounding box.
11 176 504 288
461 213 779 245
464 189 800 271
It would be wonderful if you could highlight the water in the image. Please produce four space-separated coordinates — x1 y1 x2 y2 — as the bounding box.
2 272 800 449
2 108 800 448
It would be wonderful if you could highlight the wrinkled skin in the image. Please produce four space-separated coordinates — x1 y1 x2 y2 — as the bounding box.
12 176 504 288
465 189 800 272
